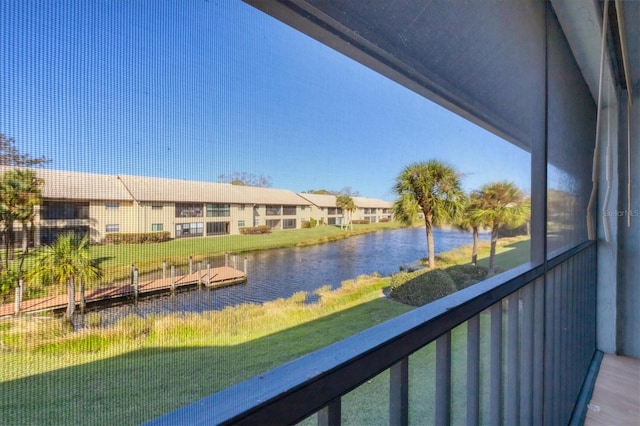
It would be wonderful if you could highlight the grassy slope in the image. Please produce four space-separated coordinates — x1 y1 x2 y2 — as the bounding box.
0 235 529 425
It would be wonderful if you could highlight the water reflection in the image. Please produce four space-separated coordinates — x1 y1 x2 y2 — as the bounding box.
96 227 488 323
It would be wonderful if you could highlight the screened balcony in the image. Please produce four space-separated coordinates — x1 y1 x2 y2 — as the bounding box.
148 0 639 424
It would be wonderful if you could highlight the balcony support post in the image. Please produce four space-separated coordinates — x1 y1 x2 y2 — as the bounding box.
317 398 341 426
390 357 409 426
466 315 480 424
435 331 451 426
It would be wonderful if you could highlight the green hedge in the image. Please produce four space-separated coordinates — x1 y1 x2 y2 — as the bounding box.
239 225 272 235
104 231 171 245
390 269 457 306
351 220 370 225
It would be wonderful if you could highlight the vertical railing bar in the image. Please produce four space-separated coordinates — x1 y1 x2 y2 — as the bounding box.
520 282 534 425
390 357 409 426
317 398 341 426
489 302 502 425
543 268 555 426
435 331 451 426
562 259 571 423
532 276 545 425
505 292 520 425
467 315 480 425
554 265 563 424
570 254 578 405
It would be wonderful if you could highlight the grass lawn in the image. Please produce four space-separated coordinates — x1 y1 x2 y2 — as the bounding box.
0 235 529 425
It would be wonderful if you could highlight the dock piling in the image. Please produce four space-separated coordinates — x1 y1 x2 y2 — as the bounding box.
244 257 248 274
189 256 193 274
225 252 229 267
233 255 237 270
198 262 202 287
14 279 23 314
162 261 167 279
133 268 139 299
171 265 176 292
206 263 211 284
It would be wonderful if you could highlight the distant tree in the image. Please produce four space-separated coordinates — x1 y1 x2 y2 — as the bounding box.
218 172 272 188
338 186 360 197
0 169 43 265
393 160 465 269
0 133 49 166
454 192 486 265
336 194 356 231
305 189 333 195
27 233 101 324
469 181 530 275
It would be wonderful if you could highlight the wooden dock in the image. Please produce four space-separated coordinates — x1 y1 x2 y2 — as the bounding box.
0 266 247 317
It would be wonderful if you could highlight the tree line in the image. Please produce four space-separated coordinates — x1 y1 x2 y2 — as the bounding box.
392 160 530 276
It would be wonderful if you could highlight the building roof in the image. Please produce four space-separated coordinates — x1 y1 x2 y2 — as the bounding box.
352 197 394 209
0 167 133 201
297 193 337 208
2 167 391 208
116 174 251 204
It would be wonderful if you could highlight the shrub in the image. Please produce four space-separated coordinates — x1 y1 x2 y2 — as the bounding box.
239 225 272 235
309 218 317 228
301 220 311 228
446 264 489 290
351 220 370 225
0 269 18 301
390 269 456 306
104 231 171 245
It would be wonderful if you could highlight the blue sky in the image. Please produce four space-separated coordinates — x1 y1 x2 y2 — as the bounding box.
0 0 530 200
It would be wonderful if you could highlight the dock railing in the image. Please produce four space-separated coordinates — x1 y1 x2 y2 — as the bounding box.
148 241 596 425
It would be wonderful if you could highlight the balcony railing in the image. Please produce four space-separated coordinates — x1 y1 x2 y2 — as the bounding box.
147 241 596 425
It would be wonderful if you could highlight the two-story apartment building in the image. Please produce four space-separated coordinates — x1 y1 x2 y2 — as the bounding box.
3 168 394 245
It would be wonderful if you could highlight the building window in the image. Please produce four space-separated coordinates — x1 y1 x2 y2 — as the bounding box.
175 203 203 218
253 218 260 227
238 220 245 227
105 202 119 210
282 205 296 215
151 223 163 231
238 205 245 211
283 219 296 229
266 219 281 229
206 221 228 236
328 207 342 215
206 203 230 217
106 224 120 233
40 201 89 220
152 204 163 210
266 205 281 216
175 222 203 238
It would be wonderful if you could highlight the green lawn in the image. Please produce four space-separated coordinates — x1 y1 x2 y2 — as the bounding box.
0 235 529 425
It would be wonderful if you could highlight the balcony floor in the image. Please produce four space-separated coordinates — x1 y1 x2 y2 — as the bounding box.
585 354 640 425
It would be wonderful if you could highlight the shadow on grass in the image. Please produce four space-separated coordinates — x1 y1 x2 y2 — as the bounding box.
0 298 411 425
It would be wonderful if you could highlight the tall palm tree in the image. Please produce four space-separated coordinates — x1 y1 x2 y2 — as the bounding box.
26 233 101 323
454 192 485 266
469 181 530 275
336 194 356 231
393 160 465 269
0 169 42 264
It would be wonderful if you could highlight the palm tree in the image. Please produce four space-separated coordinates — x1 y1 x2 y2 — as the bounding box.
454 192 485 266
26 233 101 324
0 170 43 264
336 194 356 231
393 160 465 269
469 181 530 275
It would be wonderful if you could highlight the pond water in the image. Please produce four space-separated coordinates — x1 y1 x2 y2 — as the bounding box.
93 227 488 322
